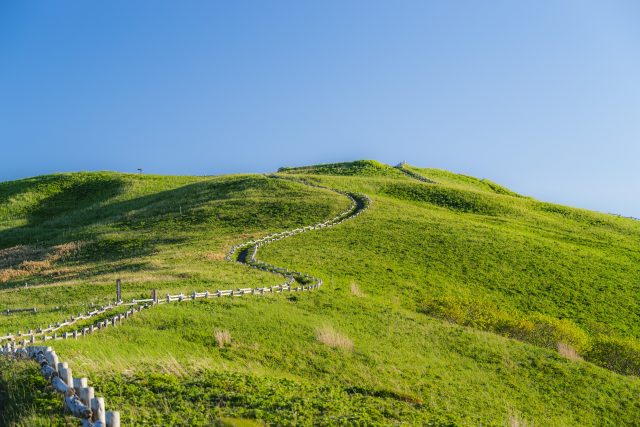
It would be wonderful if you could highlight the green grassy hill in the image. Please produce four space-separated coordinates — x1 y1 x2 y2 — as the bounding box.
1 160 639 426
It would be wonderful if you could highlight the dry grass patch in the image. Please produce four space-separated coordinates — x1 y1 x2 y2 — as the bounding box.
507 411 531 427
0 245 46 269
19 260 51 273
0 268 28 282
0 241 85 283
48 241 84 262
316 326 353 350
350 282 365 297
214 330 232 348
557 342 582 361
204 252 225 261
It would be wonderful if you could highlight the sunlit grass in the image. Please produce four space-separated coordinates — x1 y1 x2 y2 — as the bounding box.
1 161 639 426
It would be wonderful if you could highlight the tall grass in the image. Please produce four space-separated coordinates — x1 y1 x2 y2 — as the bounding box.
316 325 353 350
0 358 67 426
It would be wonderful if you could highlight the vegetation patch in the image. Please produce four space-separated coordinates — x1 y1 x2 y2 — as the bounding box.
86 371 453 426
0 358 67 426
420 296 640 376
534 201 623 229
404 166 523 197
0 241 84 284
557 342 582 361
349 282 365 297
278 160 402 177
0 173 126 226
380 182 512 215
586 336 640 376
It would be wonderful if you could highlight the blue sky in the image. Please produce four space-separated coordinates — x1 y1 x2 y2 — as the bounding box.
1 1 639 217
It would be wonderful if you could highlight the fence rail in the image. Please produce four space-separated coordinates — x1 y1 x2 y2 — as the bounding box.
2 307 37 315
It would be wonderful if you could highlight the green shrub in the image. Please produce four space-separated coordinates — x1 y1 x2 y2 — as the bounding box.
278 160 401 177
420 296 516 332
420 297 640 376
0 358 66 426
420 298 590 355
586 336 640 376
381 183 512 215
525 314 590 354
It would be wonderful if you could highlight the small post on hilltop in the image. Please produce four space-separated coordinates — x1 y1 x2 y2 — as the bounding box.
116 279 122 303
151 289 158 305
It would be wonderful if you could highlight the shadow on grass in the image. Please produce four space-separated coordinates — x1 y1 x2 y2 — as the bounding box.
0 174 318 289
0 175 128 248
0 358 66 427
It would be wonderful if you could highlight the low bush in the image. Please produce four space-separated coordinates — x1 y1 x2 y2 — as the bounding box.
522 313 590 354
0 358 66 426
586 336 640 376
381 183 512 216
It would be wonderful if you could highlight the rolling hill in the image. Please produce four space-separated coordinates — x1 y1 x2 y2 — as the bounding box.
1 161 639 426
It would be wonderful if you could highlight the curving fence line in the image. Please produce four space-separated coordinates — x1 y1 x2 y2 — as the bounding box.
1 303 130 344
226 175 371 290
0 175 371 426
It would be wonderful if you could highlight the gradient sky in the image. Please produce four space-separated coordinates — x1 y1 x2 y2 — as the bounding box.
1 1 639 217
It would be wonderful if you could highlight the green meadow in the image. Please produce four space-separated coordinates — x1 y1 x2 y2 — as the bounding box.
1 160 639 426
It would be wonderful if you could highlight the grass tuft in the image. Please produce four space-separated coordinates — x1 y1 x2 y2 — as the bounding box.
557 342 582 361
214 330 232 348
508 412 531 427
316 326 353 350
349 282 365 297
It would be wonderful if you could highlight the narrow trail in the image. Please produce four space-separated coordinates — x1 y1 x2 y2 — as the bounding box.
0 175 371 426
395 164 437 184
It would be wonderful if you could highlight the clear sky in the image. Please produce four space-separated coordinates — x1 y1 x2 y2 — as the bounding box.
1 1 639 217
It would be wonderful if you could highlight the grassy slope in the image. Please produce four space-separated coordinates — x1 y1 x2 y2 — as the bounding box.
0 172 344 331
1 161 639 426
